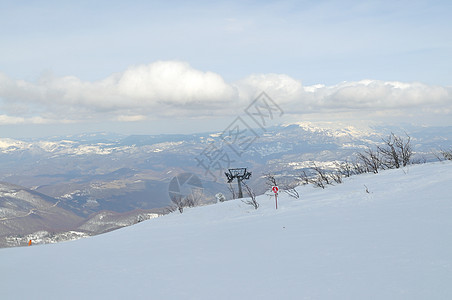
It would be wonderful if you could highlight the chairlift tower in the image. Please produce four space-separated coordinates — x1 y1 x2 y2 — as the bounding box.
225 168 252 199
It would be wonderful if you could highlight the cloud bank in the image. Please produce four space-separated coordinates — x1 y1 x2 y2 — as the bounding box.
0 61 451 126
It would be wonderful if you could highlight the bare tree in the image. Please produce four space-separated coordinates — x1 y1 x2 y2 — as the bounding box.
297 170 311 185
170 194 186 213
263 173 278 189
162 205 178 214
334 160 354 177
351 161 368 175
440 148 452 160
169 188 203 214
378 134 400 169
241 182 259 209
308 163 346 188
329 171 343 184
311 163 332 185
397 133 413 167
263 172 300 198
378 132 412 169
433 148 452 161
282 181 300 199
311 176 326 189
356 147 382 174
433 150 445 162
411 155 427 165
184 188 203 208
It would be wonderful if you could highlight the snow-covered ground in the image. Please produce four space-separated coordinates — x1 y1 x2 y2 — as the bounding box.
1 162 451 299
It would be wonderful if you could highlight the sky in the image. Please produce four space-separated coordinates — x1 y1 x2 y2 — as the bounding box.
0 0 451 138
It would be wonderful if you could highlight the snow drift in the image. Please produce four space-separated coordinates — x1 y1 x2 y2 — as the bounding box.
1 162 451 299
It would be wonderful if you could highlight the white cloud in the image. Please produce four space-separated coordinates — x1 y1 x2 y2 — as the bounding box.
0 61 242 118
116 115 146 122
0 114 53 125
0 61 451 127
297 80 452 113
235 73 303 104
0 114 25 125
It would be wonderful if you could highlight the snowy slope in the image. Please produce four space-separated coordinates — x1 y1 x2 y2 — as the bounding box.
1 162 451 300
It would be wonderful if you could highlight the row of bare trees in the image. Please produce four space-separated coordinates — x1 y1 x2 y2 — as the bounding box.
351 135 452 171
166 132 450 213
356 132 413 173
299 163 343 189
278 133 415 190
240 133 415 206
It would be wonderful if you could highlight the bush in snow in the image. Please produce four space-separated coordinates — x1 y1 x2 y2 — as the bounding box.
355 133 413 173
241 182 259 209
377 132 413 169
216 193 226 202
434 148 452 161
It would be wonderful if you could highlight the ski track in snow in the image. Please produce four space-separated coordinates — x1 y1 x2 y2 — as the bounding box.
0 162 451 300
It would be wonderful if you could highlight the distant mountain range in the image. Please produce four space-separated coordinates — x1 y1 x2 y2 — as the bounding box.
1 122 451 247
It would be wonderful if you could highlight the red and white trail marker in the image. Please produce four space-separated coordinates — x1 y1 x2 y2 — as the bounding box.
272 186 279 209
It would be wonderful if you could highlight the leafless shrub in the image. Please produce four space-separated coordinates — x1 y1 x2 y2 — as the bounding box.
282 181 300 199
171 195 186 213
334 160 354 177
265 173 300 199
241 182 259 209
311 163 332 185
311 176 326 189
263 173 278 189
161 201 180 214
440 148 452 160
398 133 413 167
297 170 310 185
433 151 445 162
162 205 178 214
329 171 343 184
378 132 412 169
351 161 368 175
170 188 203 213
216 193 226 202
356 147 382 174
411 155 427 165
433 148 452 161
184 188 203 208
304 163 345 189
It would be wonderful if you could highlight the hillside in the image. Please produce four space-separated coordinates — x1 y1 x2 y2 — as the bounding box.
0 182 83 241
0 182 162 248
0 161 451 299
